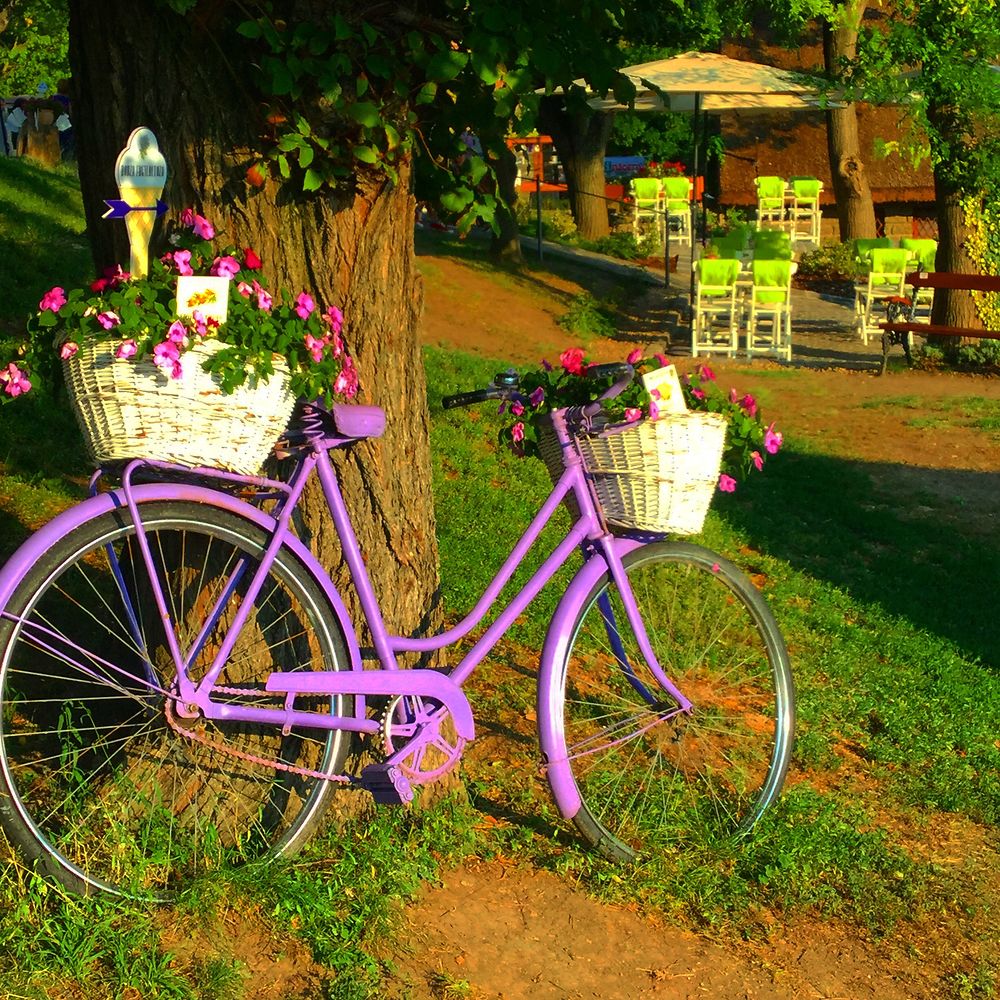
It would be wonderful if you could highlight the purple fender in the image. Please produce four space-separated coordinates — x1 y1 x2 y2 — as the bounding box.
536 536 645 820
0 484 363 675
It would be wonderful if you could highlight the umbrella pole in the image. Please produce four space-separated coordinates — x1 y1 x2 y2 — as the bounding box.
689 92 701 337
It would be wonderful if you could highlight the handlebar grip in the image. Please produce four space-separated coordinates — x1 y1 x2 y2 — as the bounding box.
587 362 633 382
442 388 499 409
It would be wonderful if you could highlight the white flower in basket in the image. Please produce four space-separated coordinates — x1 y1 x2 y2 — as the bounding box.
3 208 358 474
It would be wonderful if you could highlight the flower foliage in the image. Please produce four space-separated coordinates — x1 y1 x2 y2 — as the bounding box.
1 209 357 404
498 349 781 492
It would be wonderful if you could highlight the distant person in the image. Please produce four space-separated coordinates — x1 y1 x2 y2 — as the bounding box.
55 107 73 160
4 99 27 156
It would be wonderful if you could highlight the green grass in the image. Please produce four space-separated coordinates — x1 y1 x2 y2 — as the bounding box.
861 394 1000 438
1 159 999 996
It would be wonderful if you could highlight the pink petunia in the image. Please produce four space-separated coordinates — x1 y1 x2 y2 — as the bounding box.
691 387 706 401
626 348 643 364
210 255 241 279
325 305 344 333
0 362 31 396
58 341 79 360
741 393 758 418
180 208 195 228
718 474 737 492
560 347 586 376
649 399 660 420
624 407 642 422
115 339 138 359
698 364 716 382
172 249 194 276
166 320 188 344
253 280 272 312
295 292 315 320
236 281 254 298
752 450 764 472
655 353 668 366
243 248 262 269
90 277 109 293
304 333 326 363
529 386 545 407
729 387 739 403
333 358 359 398
764 422 783 455
511 421 525 443
39 287 67 313
152 340 181 374
96 311 121 330
191 214 215 240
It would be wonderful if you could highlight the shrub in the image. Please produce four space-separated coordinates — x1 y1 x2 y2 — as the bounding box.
797 242 859 282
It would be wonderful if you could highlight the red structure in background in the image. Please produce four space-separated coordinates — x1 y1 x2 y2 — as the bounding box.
506 135 567 193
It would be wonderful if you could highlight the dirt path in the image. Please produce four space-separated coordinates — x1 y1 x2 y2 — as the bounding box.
390 243 1000 1000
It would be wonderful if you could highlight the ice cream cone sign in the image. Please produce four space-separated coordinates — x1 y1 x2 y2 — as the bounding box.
103 128 168 278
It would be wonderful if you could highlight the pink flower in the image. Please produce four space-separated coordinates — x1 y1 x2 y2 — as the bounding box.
718 474 737 492
691 387 706 401
96 311 121 330
102 264 130 286
0 362 31 396
295 292 315 320
172 249 194 276
304 333 326 363
166 320 188 344
90 277 109 293
191 213 215 240
325 305 344 333
626 348 643 364
152 340 181 372
236 281 254 298
559 348 586 375
333 358 359 398
511 421 525 442
253 280 272 312
180 208 195 227
115 339 138 359
624 407 642 422
243 248 262 269
649 399 660 420
752 450 764 472
529 386 545 407
39 287 66 313
729 387 739 403
58 341 78 360
741 393 758 418
210 255 241 278
655 353 668 366
764 422 783 455
511 400 525 417
698 364 716 381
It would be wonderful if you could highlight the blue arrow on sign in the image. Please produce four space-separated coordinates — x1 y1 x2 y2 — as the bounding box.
102 198 168 220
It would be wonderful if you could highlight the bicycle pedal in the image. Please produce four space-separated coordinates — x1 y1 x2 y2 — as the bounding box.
358 763 414 805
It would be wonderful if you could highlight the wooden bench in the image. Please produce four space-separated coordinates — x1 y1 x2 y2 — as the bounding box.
878 271 1000 374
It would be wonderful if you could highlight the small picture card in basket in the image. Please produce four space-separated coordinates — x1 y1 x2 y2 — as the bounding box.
641 364 686 415
176 275 230 324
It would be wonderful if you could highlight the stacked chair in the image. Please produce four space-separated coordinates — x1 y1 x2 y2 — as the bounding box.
746 259 793 361
788 177 823 246
854 247 911 344
630 177 663 243
899 238 938 322
661 176 693 247
754 229 793 261
755 176 787 229
691 257 742 358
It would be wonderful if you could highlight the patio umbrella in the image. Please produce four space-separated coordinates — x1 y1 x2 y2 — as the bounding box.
584 51 836 310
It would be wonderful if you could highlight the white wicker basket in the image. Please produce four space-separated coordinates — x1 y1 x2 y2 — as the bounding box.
63 339 296 474
540 411 727 535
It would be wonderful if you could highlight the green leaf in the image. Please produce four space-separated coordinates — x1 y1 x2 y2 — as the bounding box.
277 153 290 179
440 187 475 213
471 53 500 86
236 19 262 39
267 58 294 96
426 49 469 83
299 145 314 168
354 145 378 164
346 101 380 127
415 81 438 105
303 168 323 192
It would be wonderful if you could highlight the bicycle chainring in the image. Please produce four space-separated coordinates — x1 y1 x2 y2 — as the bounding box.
380 695 465 784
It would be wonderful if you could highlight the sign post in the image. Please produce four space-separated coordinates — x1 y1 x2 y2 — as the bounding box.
103 128 168 278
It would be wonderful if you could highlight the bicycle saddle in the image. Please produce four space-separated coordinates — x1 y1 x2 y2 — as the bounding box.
330 403 385 439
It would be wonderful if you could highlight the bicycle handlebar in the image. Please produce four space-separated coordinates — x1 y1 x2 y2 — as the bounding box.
442 387 503 409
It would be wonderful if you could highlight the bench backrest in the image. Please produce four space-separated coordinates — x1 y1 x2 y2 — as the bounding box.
906 272 1000 293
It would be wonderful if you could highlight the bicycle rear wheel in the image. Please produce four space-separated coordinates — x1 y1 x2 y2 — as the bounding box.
0 500 352 899
545 541 793 860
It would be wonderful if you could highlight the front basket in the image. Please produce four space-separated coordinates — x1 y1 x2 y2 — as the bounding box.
64 339 296 474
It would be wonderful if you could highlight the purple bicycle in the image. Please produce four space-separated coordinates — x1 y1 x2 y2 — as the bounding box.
0 363 792 899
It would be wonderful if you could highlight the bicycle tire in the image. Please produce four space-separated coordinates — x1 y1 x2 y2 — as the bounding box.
544 541 793 860
0 500 352 899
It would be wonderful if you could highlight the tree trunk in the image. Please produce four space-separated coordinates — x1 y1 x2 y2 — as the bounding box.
932 170 982 331
539 99 613 240
68 3 441 684
823 2 877 242
490 144 523 262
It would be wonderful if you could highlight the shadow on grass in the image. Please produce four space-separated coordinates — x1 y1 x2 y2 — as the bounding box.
719 446 1000 669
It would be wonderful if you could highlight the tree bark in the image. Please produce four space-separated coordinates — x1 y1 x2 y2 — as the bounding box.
823 2 877 242
489 143 523 262
931 168 982 332
68 4 441 656
539 98 613 240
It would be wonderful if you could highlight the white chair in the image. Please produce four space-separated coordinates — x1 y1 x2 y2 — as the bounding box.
788 178 823 246
629 177 663 244
755 176 786 229
899 239 938 322
692 257 742 358
854 248 910 344
661 176 692 247
746 259 793 361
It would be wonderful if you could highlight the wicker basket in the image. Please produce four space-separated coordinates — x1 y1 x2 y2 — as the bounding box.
540 411 727 535
64 339 296 474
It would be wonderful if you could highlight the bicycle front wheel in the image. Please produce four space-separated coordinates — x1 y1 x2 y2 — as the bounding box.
0 500 352 899
547 541 793 860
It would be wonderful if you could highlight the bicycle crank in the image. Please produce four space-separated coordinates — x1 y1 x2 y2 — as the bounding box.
379 694 466 783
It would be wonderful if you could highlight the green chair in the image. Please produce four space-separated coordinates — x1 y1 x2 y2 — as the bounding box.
854 248 910 344
852 237 894 272
789 178 823 245
754 229 793 260
692 257 742 358
899 238 938 321
629 177 663 243
747 259 793 360
708 233 747 260
661 176 692 247
755 176 787 228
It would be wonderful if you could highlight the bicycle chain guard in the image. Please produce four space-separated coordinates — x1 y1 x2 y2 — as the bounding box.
380 694 465 783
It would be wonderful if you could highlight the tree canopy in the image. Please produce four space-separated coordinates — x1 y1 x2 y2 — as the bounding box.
0 0 69 95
